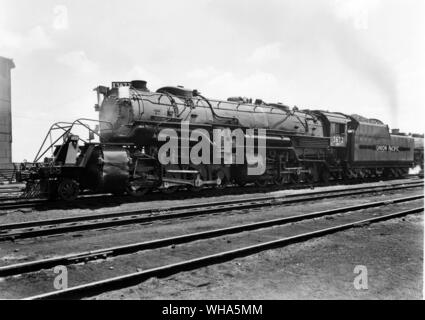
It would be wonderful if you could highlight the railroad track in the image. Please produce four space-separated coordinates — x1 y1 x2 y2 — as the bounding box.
0 190 22 196
0 185 23 191
10 195 422 299
0 184 25 193
0 187 24 200
0 177 422 211
0 195 23 201
0 181 422 242
0 194 106 211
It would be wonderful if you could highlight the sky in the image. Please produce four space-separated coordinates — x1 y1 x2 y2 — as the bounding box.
0 0 424 162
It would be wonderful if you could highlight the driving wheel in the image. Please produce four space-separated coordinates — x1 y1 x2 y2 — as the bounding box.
57 179 79 201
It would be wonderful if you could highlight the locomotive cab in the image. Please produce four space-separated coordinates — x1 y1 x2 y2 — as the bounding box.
313 111 349 148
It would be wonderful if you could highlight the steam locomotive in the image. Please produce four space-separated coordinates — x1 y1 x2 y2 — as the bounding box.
18 80 421 200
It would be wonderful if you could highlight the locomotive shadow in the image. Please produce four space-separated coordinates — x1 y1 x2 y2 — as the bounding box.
25 177 399 212
28 182 318 212
25 175 418 212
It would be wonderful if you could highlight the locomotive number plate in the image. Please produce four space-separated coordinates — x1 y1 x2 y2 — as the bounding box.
331 135 345 146
111 82 131 88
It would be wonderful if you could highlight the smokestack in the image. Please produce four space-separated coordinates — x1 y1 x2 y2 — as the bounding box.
131 80 148 91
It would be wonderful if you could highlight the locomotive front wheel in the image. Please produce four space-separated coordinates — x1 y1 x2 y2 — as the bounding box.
57 179 79 201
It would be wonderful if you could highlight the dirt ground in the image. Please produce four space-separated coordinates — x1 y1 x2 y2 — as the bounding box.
97 213 423 300
0 181 422 299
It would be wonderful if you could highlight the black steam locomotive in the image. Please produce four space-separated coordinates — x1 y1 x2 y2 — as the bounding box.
18 80 421 200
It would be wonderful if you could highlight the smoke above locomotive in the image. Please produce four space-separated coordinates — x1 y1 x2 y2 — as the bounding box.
17 79 419 200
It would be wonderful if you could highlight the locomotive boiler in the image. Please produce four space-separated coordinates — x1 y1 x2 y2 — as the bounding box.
18 80 417 200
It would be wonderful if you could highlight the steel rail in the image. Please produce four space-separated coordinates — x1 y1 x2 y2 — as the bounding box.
0 183 423 242
0 178 422 211
0 199 47 211
1 180 423 230
1 194 422 278
0 193 111 210
0 195 23 202
23 206 424 300
0 189 22 194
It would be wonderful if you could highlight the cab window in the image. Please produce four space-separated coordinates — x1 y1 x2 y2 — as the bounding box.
331 123 345 135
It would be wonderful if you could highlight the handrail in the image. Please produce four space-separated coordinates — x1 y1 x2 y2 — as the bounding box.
33 118 113 163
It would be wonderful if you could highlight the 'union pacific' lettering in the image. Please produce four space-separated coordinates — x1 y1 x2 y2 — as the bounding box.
376 145 399 152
